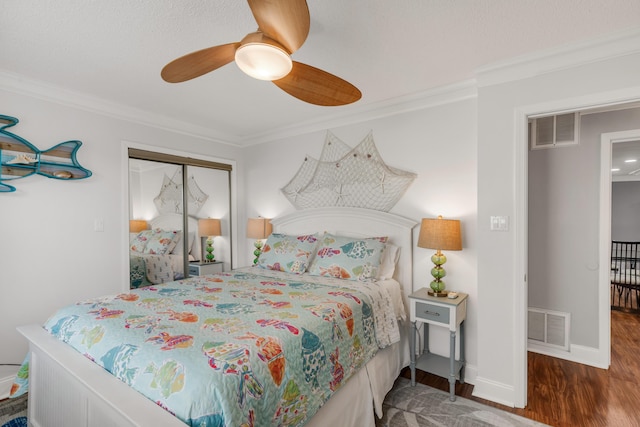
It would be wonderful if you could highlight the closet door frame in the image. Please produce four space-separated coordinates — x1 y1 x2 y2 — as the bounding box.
120 141 237 292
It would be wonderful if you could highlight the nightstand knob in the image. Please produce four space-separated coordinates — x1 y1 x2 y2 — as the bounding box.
424 310 440 317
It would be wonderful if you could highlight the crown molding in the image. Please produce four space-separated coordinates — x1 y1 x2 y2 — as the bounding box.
476 26 640 88
0 70 238 146
0 68 477 147
239 80 478 146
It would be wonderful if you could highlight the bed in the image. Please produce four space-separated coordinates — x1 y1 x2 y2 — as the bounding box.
129 214 200 288
611 240 640 312
17 207 417 427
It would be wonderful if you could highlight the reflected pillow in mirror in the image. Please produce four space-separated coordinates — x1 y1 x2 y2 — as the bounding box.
171 231 195 256
130 230 154 253
144 229 181 255
257 233 319 274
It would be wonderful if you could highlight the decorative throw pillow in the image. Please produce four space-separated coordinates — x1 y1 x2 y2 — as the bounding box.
130 230 154 253
257 233 319 274
145 254 174 284
308 233 387 281
143 229 181 255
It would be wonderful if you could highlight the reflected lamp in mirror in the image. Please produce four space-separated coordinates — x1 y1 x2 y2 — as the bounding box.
417 215 462 297
199 218 222 263
129 220 148 233
247 217 273 264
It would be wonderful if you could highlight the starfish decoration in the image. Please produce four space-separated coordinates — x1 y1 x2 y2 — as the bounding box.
378 171 386 194
287 187 302 202
334 184 350 205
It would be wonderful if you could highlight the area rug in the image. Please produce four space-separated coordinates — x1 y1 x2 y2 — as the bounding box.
1 382 546 427
0 394 27 427
377 378 548 427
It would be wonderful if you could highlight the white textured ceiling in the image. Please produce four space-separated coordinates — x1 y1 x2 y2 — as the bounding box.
2 1 639 146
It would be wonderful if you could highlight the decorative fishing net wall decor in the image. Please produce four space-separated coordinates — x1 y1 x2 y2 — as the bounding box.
154 168 209 215
281 131 416 211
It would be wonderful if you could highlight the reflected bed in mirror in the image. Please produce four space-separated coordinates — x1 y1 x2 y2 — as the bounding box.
128 213 198 288
128 153 233 288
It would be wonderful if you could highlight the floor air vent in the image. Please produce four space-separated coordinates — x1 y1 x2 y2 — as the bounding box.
528 308 570 351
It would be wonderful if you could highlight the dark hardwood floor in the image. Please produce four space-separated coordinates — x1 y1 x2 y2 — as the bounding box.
404 310 640 427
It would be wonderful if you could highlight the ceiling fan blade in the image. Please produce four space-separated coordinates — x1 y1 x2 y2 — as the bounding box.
273 61 361 106
247 0 310 54
161 43 240 83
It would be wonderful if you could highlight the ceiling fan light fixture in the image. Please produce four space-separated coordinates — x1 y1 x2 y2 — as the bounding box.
235 43 292 81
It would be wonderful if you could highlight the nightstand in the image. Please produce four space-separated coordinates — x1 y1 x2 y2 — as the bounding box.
409 287 468 401
188 261 224 276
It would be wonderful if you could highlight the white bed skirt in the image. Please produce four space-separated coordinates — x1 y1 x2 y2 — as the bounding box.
19 323 409 427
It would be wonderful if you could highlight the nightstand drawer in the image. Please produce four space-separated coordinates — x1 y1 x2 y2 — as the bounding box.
189 262 223 276
414 302 450 325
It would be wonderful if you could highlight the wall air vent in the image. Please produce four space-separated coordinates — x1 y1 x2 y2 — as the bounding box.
529 112 580 150
528 307 570 351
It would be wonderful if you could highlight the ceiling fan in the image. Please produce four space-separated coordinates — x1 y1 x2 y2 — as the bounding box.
160 0 362 106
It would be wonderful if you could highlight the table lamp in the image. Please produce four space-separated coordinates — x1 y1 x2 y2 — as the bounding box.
247 217 273 264
129 219 148 233
198 218 221 262
417 215 462 297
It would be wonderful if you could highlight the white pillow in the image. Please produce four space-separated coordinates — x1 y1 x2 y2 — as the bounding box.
377 244 400 280
171 231 196 256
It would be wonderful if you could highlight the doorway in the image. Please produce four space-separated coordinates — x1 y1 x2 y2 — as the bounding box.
515 98 640 407
525 109 640 368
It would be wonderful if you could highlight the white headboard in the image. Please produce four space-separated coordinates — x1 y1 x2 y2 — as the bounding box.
271 207 418 309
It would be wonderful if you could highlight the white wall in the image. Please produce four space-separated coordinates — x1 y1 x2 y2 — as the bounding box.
612 181 640 240
0 89 243 382
476 44 640 405
242 96 479 376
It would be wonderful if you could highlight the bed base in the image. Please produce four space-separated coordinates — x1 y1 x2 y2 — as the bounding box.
19 324 406 427
20 207 417 427
19 324 185 427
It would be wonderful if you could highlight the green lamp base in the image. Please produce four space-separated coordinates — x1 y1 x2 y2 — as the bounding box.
253 240 263 265
205 238 215 262
429 251 448 297
427 289 449 297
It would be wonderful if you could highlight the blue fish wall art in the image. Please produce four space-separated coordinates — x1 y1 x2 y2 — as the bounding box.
0 114 92 192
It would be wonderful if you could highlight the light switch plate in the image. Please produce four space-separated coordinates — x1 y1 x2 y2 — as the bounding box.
490 216 509 231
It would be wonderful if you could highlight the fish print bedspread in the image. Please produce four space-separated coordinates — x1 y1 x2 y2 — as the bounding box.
42 267 400 426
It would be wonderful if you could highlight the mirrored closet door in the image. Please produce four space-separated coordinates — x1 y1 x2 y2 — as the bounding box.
128 149 232 289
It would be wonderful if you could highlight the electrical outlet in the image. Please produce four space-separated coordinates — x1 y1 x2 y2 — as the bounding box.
94 218 104 232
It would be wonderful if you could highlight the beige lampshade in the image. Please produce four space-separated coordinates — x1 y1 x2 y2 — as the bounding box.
417 216 462 251
198 218 222 237
129 219 148 233
247 217 273 239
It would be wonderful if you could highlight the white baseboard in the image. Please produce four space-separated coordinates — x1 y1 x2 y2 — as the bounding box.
471 376 517 407
0 372 18 400
528 342 609 369
463 363 478 386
